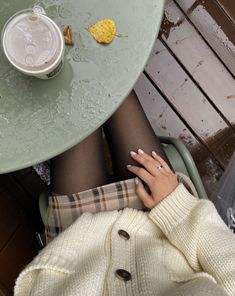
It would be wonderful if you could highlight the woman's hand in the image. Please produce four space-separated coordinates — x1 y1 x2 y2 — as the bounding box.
127 149 178 209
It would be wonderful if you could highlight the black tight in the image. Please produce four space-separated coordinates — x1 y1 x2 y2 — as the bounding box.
51 91 169 195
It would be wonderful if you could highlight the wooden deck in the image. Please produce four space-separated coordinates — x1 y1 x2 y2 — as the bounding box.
0 169 46 295
135 0 235 194
0 0 234 294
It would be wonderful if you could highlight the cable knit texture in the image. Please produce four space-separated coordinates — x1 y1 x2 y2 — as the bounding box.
14 184 235 296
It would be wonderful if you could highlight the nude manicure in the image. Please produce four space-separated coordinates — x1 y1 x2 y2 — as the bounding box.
130 151 136 156
138 149 144 154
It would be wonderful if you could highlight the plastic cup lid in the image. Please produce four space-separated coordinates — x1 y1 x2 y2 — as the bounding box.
2 10 62 72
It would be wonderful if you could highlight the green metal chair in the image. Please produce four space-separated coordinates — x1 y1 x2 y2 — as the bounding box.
160 137 208 200
39 136 208 225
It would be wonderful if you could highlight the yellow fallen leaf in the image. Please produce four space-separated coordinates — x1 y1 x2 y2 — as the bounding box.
88 19 116 44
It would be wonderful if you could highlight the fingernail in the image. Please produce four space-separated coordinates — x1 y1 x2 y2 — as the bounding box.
152 151 157 156
127 165 132 168
138 149 144 154
130 151 136 156
135 177 139 185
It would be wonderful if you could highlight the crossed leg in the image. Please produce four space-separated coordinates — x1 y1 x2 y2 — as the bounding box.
51 90 169 195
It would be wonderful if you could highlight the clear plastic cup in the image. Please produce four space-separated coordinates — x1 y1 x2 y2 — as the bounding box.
1 8 65 79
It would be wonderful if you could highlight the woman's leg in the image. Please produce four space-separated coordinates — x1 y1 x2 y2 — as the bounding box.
104 90 170 180
50 128 108 195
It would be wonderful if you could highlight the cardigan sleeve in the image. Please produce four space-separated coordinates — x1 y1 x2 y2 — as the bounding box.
148 183 235 296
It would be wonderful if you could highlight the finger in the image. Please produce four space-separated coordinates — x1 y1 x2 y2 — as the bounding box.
137 149 159 162
135 178 155 209
127 165 154 186
151 152 172 173
137 149 163 168
130 150 162 177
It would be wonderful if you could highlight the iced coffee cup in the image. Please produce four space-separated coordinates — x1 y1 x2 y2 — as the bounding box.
1 8 65 79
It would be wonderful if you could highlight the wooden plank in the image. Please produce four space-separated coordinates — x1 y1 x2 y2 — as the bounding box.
0 180 7 194
0 186 5 194
135 74 199 150
175 0 235 76
145 39 235 167
0 282 9 296
160 0 235 127
215 0 235 24
0 175 41 293
0 190 23 252
0 174 44 232
134 73 223 194
0 224 38 294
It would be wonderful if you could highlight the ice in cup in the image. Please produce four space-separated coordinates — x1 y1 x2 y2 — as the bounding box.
1 8 65 79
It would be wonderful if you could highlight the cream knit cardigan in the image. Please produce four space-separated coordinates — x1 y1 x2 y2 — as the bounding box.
14 184 235 296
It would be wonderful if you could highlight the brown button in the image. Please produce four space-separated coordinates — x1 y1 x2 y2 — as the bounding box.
118 229 130 240
115 269 132 281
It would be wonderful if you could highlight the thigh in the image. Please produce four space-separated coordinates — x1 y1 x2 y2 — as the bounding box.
104 90 170 180
50 128 108 195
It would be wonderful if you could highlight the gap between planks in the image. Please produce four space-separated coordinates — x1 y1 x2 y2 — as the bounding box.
215 0 235 24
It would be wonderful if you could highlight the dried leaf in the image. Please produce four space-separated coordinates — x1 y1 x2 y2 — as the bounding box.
63 25 74 46
88 19 116 44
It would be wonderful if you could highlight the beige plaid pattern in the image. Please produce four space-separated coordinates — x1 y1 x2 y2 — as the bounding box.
46 178 145 242
46 173 198 242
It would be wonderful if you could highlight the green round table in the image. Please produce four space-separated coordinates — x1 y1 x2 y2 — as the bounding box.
0 0 164 173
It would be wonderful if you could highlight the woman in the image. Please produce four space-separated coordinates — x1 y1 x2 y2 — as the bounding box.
14 91 235 296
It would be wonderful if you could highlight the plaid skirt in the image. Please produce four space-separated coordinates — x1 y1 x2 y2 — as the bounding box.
46 173 198 242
